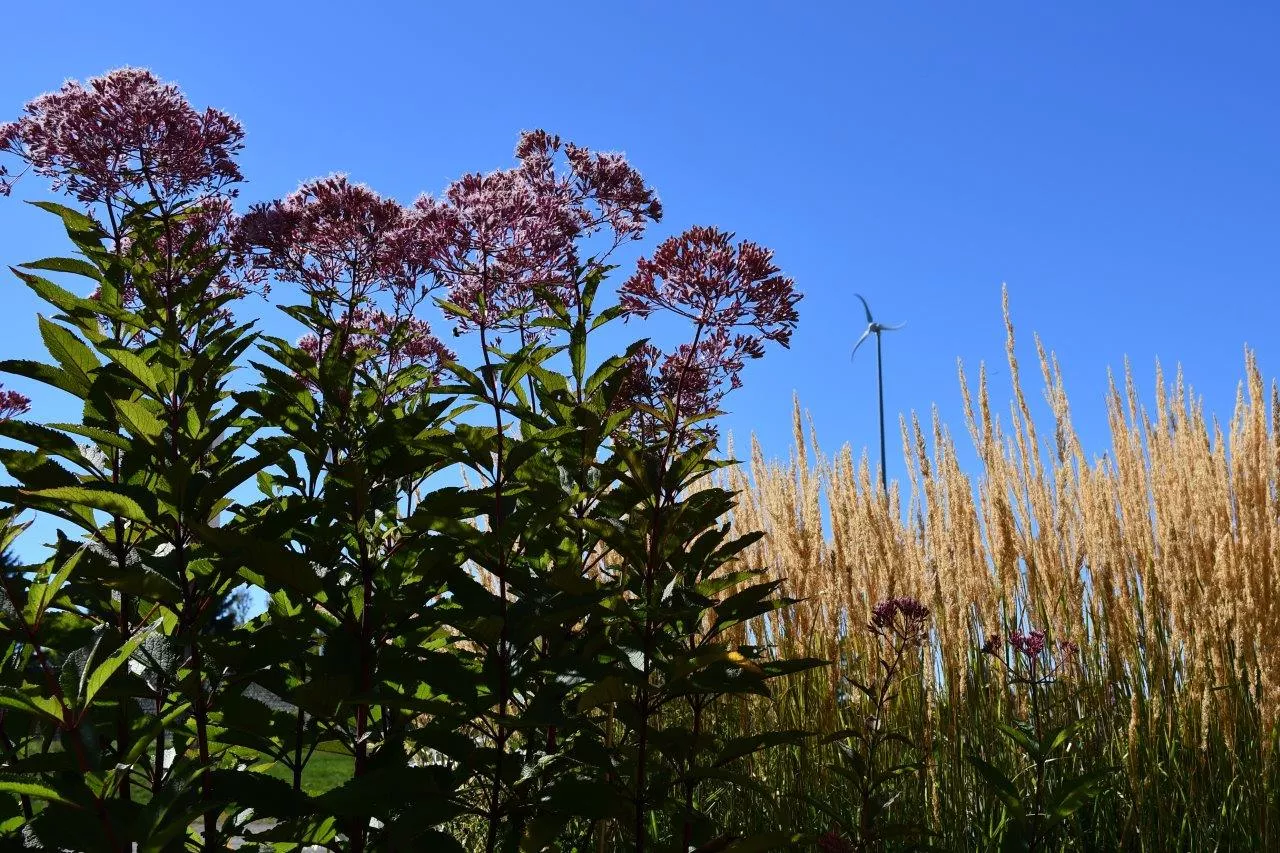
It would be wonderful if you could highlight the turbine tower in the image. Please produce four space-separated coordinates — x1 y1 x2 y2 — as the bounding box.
851 293 905 495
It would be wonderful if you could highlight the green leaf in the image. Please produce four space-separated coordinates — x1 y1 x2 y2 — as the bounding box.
968 753 1022 812
569 320 587 384
0 358 87 397
190 522 322 595
97 343 161 397
29 200 104 238
113 398 165 441
81 622 155 709
0 687 63 723
1045 767 1115 819
21 256 103 282
997 722 1041 760
316 765 454 817
715 730 810 767
37 315 99 381
1045 720 1084 754
21 485 152 524
24 546 81 624
577 675 628 711
0 772 80 806
121 700 192 767
0 419 95 470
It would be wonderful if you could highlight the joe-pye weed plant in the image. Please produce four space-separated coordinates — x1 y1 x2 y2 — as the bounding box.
0 68 815 851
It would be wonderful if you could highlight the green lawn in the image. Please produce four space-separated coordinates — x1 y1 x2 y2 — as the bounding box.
254 751 354 796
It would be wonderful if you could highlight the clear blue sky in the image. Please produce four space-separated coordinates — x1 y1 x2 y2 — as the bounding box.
2 2 1278 496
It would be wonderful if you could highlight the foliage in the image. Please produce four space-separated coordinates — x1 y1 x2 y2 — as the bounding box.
4 64 1277 853
0 68 811 852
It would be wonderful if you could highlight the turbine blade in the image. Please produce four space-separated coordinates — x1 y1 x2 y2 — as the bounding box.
880 321 907 331
851 327 872 361
854 293 874 325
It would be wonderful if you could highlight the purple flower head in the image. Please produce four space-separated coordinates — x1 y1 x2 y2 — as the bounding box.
610 328 754 445
615 227 799 436
1009 629 1047 659
0 68 243 210
423 130 660 334
0 386 31 421
869 596 931 642
238 175 436 311
619 225 800 352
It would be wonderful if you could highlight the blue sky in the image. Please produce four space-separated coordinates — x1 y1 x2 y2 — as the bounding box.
2 2 1278 507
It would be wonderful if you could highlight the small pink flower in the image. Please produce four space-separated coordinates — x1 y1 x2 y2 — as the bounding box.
0 386 31 421
1009 629 1047 659
869 596 931 642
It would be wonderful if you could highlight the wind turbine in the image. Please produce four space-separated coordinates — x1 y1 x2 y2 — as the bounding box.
851 294 905 494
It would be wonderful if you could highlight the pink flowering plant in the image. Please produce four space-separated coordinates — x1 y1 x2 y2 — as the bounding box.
969 625 1113 852
0 68 275 848
822 598 933 852
616 225 800 446
0 68 815 851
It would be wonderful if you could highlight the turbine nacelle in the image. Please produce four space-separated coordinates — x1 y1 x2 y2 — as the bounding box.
850 293 906 361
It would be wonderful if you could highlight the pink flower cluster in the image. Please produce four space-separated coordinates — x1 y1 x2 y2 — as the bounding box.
1 68 259 331
982 627 1080 677
417 129 661 333
238 175 438 310
239 131 661 386
0 68 242 209
621 225 799 352
616 226 800 438
868 596 931 643
0 386 31 421
1009 629 1047 659
4 68 797 428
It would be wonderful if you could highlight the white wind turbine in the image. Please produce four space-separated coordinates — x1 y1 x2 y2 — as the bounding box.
851 293 905 494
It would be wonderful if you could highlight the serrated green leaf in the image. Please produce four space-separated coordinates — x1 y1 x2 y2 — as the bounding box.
97 343 161 397
81 622 155 709
0 772 79 806
113 397 165 441
21 485 152 524
21 256 102 281
37 315 99 381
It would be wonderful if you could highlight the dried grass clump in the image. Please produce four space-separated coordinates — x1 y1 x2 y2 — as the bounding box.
724 288 1280 728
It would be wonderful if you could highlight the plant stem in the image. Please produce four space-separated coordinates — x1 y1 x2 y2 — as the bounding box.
479 319 512 853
